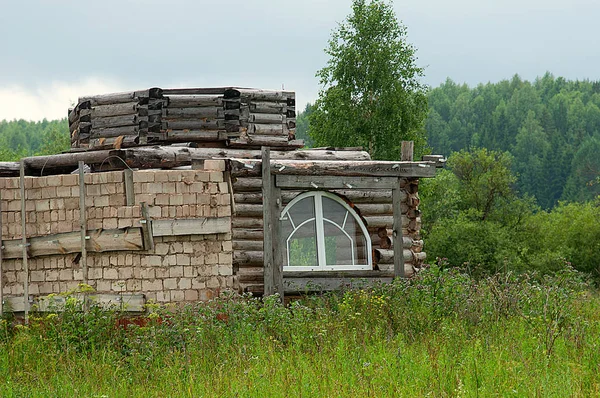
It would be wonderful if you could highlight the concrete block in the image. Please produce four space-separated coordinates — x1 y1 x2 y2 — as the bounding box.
169 266 184 278
204 160 226 171
171 290 185 301
184 289 199 301
163 278 178 290
103 268 119 280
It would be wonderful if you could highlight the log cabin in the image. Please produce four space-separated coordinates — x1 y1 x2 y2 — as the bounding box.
0 87 444 317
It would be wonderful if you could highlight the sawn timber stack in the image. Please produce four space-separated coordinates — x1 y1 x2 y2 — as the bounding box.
68 87 301 151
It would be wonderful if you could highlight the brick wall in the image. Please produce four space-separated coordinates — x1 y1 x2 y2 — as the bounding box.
0 161 234 305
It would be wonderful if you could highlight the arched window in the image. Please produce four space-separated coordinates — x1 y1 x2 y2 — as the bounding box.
281 191 372 271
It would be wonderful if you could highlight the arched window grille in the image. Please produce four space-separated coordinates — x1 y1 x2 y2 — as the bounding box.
280 191 372 271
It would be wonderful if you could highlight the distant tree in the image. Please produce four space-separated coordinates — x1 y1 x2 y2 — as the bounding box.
309 0 428 160
295 103 315 148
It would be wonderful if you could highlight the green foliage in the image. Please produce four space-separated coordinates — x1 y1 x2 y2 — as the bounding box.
423 148 600 278
309 0 428 160
0 118 70 161
426 73 600 208
294 103 314 147
2 267 600 396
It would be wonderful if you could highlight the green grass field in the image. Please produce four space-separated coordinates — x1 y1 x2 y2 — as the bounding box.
2 265 599 397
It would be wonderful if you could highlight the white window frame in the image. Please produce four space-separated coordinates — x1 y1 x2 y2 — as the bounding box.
281 191 372 271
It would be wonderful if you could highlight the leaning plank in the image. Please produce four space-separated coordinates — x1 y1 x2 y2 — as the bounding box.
152 217 230 237
0 228 144 259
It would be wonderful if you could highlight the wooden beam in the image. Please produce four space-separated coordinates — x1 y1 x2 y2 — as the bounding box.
140 203 155 250
283 276 394 293
392 184 405 278
229 159 437 178
124 168 135 206
275 175 400 190
272 181 284 297
0 189 3 316
401 141 414 161
1 228 144 259
78 161 88 284
7 293 145 313
19 161 29 322
261 147 275 296
151 217 230 237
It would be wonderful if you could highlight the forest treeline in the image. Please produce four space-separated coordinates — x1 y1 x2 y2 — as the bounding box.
0 118 70 161
299 73 600 208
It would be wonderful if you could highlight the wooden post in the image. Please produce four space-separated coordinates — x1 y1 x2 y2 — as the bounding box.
272 182 284 298
124 168 135 206
401 141 414 161
140 202 154 251
19 160 29 321
78 161 88 285
0 189 3 316
392 180 405 278
261 147 275 296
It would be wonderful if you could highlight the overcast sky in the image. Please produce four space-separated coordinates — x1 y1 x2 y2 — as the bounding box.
1 0 599 121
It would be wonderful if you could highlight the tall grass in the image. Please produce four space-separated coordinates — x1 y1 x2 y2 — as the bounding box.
2 264 600 397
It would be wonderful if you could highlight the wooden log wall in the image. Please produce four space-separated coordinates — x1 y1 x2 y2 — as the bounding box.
231 172 425 294
68 87 302 151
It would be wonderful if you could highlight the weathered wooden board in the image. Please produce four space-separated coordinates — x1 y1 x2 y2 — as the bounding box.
229 159 438 178
275 175 401 190
283 277 394 293
1 228 145 259
5 294 145 313
152 217 230 237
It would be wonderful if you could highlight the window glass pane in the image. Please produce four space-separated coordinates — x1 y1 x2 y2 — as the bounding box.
287 196 315 228
343 216 368 265
323 220 354 266
286 220 319 267
322 197 348 227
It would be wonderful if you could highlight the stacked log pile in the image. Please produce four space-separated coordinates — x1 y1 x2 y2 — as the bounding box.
68 87 300 151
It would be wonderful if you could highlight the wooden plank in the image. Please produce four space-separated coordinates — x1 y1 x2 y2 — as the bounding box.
0 189 3 316
275 175 400 190
392 185 405 278
401 141 414 161
261 147 275 296
152 217 230 237
164 95 223 108
91 114 138 129
140 202 154 250
273 180 284 298
229 159 438 178
124 169 135 205
283 277 394 293
19 294 145 313
78 161 88 284
89 125 139 139
0 162 21 177
20 160 29 321
162 107 224 119
1 228 144 259
164 130 228 142
91 102 138 118
162 119 224 130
